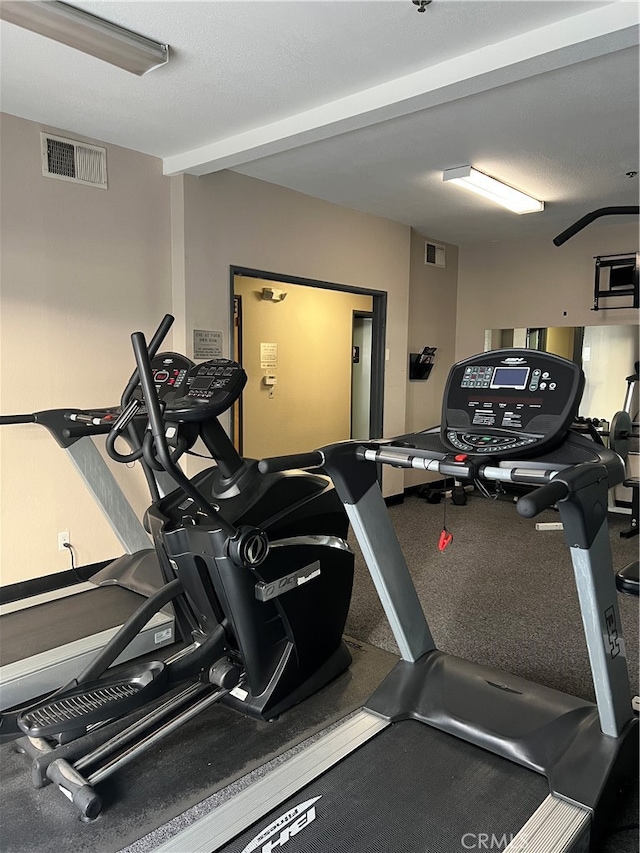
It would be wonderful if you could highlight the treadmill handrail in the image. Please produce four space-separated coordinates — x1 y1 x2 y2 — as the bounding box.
0 413 37 425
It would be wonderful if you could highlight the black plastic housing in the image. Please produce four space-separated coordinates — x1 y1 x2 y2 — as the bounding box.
441 349 584 458
146 462 354 719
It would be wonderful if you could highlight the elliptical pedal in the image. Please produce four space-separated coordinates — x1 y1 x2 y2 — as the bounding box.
18 660 168 737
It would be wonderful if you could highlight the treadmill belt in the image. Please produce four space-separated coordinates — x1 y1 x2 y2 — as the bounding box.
222 719 550 853
0 586 146 665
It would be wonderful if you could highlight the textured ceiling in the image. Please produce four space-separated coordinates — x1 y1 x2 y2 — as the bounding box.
1 0 638 243
235 46 640 242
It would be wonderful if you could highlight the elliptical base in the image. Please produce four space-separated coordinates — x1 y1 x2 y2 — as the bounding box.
222 640 352 720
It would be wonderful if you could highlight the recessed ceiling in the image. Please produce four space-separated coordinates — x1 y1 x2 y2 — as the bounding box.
1 0 638 244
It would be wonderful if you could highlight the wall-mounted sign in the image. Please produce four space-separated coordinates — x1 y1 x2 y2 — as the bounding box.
260 342 278 369
194 329 223 360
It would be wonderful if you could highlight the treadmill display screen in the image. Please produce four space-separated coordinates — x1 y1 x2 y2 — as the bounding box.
490 367 529 390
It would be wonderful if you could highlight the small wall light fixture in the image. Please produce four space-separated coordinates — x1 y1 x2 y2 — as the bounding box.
261 287 287 302
0 1 169 75
442 166 544 214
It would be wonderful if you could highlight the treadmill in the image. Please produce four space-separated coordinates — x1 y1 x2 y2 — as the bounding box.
150 348 638 853
0 350 193 710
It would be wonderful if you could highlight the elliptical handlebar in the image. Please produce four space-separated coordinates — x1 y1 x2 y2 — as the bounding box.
120 324 252 540
105 399 145 464
127 331 238 539
121 313 175 408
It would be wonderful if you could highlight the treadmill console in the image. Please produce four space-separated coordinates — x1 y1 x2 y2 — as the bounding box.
164 358 247 422
441 349 584 457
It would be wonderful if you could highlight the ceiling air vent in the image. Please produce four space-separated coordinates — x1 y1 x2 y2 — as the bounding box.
41 133 107 189
425 242 446 268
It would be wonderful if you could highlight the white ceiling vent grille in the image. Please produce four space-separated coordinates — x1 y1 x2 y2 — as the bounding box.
41 133 107 189
425 242 446 268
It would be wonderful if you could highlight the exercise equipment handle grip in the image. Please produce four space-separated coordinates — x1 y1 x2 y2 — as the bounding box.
0 414 36 425
130 332 237 537
62 424 113 440
121 314 174 406
517 479 569 518
258 451 324 474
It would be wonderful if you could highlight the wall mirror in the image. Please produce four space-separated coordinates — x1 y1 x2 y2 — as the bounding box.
484 325 638 425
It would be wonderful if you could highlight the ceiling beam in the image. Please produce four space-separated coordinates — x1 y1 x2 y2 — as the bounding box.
163 2 639 177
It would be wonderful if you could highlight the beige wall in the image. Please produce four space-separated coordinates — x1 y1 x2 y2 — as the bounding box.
176 171 412 495
234 276 372 458
456 222 639 360
405 233 459 487
0 114 172 584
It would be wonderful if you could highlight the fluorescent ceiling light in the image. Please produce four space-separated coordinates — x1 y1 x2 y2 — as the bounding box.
442 166 544 214
0 1 169 75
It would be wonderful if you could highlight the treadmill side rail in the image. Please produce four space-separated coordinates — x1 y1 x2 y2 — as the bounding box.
0 611 173 711
149 710 389 853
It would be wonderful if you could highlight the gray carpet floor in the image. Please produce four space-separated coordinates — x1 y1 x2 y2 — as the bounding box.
346 492 639 702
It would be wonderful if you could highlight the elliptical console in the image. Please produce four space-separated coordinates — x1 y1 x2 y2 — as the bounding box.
163 358 247 419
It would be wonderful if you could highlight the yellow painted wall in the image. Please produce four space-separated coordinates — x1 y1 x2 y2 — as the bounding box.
545 327 576 361
234 277 372 458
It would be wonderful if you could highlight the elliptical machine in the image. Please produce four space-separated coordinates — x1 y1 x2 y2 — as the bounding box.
0 315 354 819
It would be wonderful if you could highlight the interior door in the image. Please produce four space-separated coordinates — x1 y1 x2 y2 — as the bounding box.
351 312 373 439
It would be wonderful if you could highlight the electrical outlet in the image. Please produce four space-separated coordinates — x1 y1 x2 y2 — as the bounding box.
58 531 70 551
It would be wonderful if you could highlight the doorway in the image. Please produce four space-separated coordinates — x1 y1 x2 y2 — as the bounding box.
351 312 373 439
230 268 386 459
